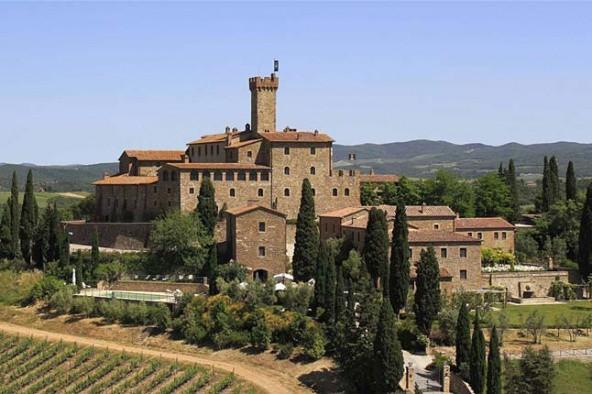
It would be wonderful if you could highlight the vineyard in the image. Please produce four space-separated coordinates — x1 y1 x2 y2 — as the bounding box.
0 332 253 394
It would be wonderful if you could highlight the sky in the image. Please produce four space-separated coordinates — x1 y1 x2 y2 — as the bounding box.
1 2 591 165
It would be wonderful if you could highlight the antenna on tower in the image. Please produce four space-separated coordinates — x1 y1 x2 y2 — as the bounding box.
274 59 279 73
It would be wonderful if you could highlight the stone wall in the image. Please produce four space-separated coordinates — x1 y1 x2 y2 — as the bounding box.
110 280 208 294
408 217 455 232
64 221 153 250
482 270 569 298
457 229 515 253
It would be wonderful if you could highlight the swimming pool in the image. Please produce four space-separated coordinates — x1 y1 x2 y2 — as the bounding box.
77 289 177 304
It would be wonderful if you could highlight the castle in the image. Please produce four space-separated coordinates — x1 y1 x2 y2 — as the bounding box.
94 73 391 222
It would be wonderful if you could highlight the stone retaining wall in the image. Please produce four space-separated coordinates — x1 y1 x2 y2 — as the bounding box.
63 221 153 250
482 270 569 298
110 280 208 294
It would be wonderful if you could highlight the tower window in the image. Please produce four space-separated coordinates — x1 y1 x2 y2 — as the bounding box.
229 188 236 197
214 172 222 181
310 167 316 175
261 172 269 181
247 151 253 158
258 246 266 257
238 171 246 181
259 222 266 232
332 188 338 196
284 167 290 175
344 188 350 196
284 147 290 155
189 188 195 194
162 171 169 181
258 188 264 197
434 223 440 230
494 232 499 240
284 188 290 197
190 170 198 181
460 270 468 280
310 147 316 155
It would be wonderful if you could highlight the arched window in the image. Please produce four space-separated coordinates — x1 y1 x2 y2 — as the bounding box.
310 167 316 175
284 147 290 155
312 188 316 196
332 188 338 196
284 167 290 175
162 171 169 181
284 188 290 197
253 269 268 281
229 188 236 197
258 188 264 197
344 188 350 196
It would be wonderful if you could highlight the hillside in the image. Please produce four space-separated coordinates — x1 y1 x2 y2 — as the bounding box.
333 140 592 178
0 163 118 192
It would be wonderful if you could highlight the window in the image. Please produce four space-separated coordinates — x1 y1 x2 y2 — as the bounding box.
477 232 483 239
204 145 207 156
344 188 350 196
153 186 158 193
310 147 316 155
198 146 201 156
216 145 220 155
190 170 198 181
171 171 177 181
226 172 235 181
259 222 266 232
310 167 315 175
312 188 316 196
468 232 473 237
502 232 507 240
460 270 468 280
284 167 290 175
189 188 195 194
247 151 253 158
261 172 269 181
258 188 264 197
494 232 499 240
167 188 171 194
409 248 413 259
434 223 440 230
441 248 447 258
203 171 210 178
213 172 223 181
249 171 257 181
238 171 246 181
229 188 236 197
332 188 338 196
258 246 266 257
284 147 290 155
284 188 290 197
210 145 214 155
163 171 169 181
460 248 467 258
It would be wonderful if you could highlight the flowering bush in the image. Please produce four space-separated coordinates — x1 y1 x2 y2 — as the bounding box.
482 264 545 273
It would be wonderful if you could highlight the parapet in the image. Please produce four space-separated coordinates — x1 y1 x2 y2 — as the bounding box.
249 73 279 90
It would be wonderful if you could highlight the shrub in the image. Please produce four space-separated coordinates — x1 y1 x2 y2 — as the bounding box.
148 303 172 330
437 307 458 346
549 280 576 301
276 343 294 359
99 299 126 323
72 296 95 317
482 247 516 267
125 301 149 325
301 320 326 360
249 310 271 350
48 286 75 314
0 270 43 305
277 283 313 315
212 329 250 349
28 275 66 303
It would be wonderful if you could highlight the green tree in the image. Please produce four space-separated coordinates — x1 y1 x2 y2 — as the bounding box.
293 178 319 281
566 161 577 201
505 159 521 222
0 204 12 259
470 311 486 394
95 261 125 285
474 173 511 218
91 229 100 269
505 346 554 394
486 326 501 394
9 171 21 258
549 156 561 204
421 170 474 217
414 247 441 335
363 207 389 288
324 244 337 324
578 183 592 279
196 176 218 235
59 233 70 268
46 203 62 262
19 169 38 264
314 240 328 313
206 244 218 295
335 263 346 324
456 302 472 374
389 202 410 315
372 298 404 393
541 156 551 212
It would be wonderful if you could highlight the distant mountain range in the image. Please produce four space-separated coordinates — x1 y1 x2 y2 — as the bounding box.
1 140 590 191
333 140 592 179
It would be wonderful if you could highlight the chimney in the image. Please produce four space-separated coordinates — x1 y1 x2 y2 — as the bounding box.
249 73 279 133
225 126 231 134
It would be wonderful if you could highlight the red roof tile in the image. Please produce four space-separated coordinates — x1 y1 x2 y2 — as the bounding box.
122 150 185 162
455 217 515 230
94 175 158 185
187 133 227 145
258 131 334 143
319 207 368 218
408 230 481 244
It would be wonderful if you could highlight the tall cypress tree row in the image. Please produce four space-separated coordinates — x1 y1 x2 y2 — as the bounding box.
324 244 337 324
9 171 20 258
335 263 346 324
389 202 410 315
456 302 472 375
207 243 218 295
372 298 404 393
549 156 561 204
505 160 520 222
487 326 501 394
46 203 61 262
314 240 328 313
196 176 218 235
566 161 577 201
20 169 38 264
293 178 319 281
0 204 12 259
362 207 389 288
470 311 486 394
578 183 592 279
541 156 551 212
413 247 441 335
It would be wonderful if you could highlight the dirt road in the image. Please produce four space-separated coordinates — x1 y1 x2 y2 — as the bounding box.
0 321 309 394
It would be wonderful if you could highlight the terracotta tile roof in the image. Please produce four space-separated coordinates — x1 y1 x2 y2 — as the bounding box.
320 207 368 218
122 150 185 162
165 163 270 170
373 205 456 219
187 133 227 145
455 217 515 230
225 205 286 218
359 174 400 183
258 131 334 143
341 216 370 229
408 230 482 244
225 139 262 149
94 175 158 185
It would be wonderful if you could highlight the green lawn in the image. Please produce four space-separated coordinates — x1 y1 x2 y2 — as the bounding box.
490 301 592 327
0 191 88 209
554 360 592 394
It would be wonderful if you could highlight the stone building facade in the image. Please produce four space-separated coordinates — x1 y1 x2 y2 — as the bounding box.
454 217 515 253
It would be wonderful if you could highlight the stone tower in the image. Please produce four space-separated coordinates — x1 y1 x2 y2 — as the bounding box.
249 73 279 133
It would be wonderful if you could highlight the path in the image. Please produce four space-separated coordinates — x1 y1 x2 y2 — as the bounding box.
403 350 444 394
0 321 309 394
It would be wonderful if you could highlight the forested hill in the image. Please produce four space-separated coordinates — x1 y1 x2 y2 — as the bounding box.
0 162 118 192
333 140 592 179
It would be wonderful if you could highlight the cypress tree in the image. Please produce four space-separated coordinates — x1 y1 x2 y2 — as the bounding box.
314 240 328 314
59 233 70 267
497 162 505 178
91 229 100 267
293 178 319 281
9 171 20 258
46 204 61 262
413 247 441 335
456 302 472 374
372 298 404 393
578 183 592 279
549 156 561 204
324 243 337 324
541 156 551 212
389 202 410 315
20 169 38 264
335 263 346 323
505 159 520 222
0 204 12 259
196 177 218 235
566 161 577 201
470 311 486 394
362 207 389 288
487 326 501 394
207 244 218 295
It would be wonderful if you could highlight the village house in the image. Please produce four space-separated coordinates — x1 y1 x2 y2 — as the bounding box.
454 217 516 253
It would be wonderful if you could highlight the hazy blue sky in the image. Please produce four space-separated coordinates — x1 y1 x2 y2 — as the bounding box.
1 2 591 164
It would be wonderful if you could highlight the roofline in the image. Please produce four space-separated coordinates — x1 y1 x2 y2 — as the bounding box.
225 205 287 218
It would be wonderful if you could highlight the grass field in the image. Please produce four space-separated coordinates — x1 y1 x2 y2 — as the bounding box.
490 301 592 328
0 191 88 209
0 331 251 394
554 360 592 394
